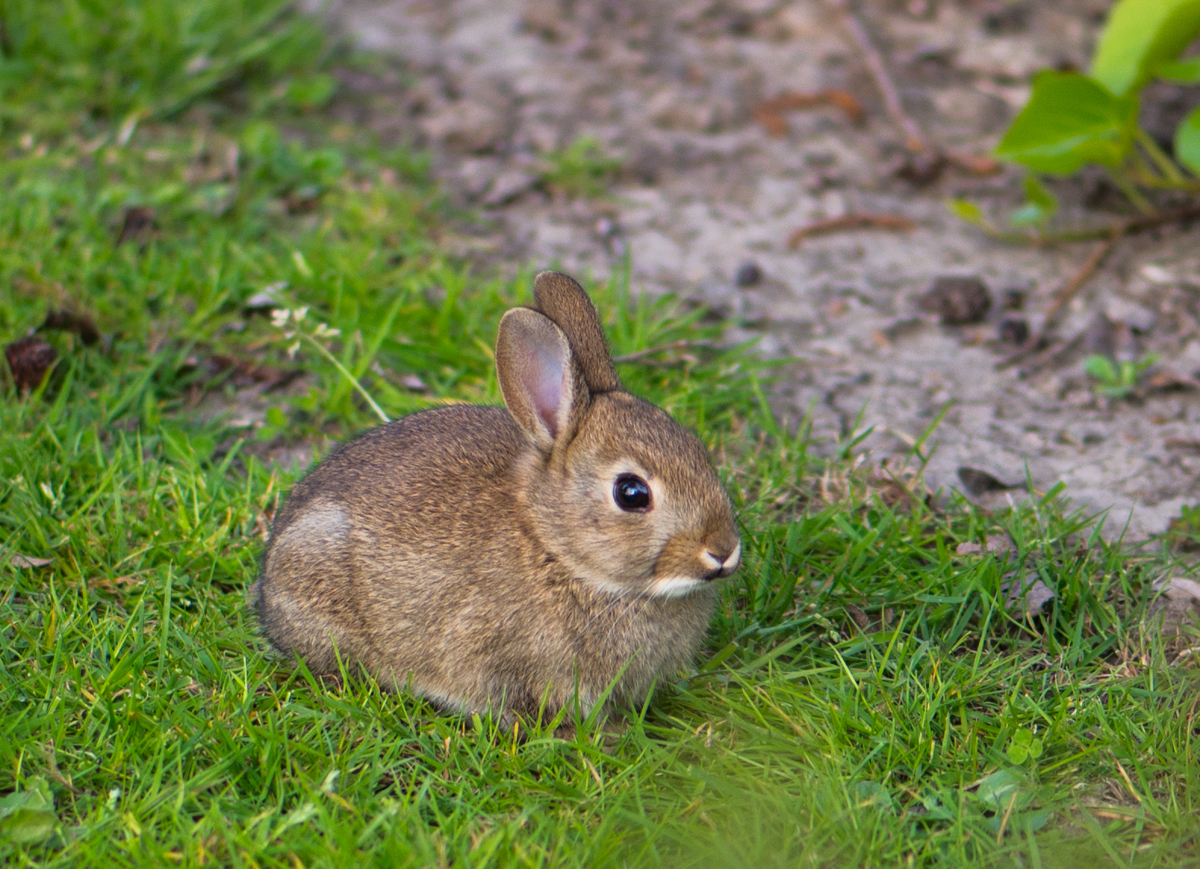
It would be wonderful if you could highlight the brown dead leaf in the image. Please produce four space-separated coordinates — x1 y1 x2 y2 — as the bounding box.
1001 572 1056 616
42 309 100 346
0 546 53 569
945 151 1002 176
87 574 142 594
845 603 870 631
1144 370 1200 393
116 206 156 245
754 89 865 137
5 335 57 391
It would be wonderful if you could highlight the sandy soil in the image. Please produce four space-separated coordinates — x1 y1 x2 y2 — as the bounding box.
319 0 1200 540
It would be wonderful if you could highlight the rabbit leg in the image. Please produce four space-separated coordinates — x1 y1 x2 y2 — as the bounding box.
254 502 365 674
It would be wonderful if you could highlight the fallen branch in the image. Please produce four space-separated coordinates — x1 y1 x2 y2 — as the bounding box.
787 213 916 248
998 230 1122 369
978 201 1200 245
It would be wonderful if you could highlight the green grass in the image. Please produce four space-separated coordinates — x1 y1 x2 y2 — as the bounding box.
2 2 1198 866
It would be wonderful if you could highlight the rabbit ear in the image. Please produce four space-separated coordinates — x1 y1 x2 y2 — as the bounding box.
532 271 621 394
496 308 588 452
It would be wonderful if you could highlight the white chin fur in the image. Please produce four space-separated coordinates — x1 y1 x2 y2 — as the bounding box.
647 576 707 599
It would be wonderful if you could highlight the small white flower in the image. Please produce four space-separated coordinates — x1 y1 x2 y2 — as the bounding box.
287 340 300 359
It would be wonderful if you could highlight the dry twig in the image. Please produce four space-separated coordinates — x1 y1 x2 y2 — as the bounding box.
787 213 916 248
822 0 999 182
998 230 1122 369
823 0 925 153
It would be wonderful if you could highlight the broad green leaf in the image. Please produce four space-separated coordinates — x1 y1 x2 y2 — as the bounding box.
855 781 896 812
1175 106 1200 174
1157 55 1200 83
995 73 1138 174
0 778 57 845
1092 0 1200 95
973 768 1023 808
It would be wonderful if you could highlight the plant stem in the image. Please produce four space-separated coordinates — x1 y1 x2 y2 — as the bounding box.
301 332 390 424
1105 167 1156 216
1136 129 1187 185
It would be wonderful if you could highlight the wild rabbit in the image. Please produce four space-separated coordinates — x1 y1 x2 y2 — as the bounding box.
251 271 740 724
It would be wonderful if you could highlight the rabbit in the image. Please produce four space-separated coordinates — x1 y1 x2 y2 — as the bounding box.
250 270 741 725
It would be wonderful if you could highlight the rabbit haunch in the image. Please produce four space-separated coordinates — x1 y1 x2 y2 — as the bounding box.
252 271 740 721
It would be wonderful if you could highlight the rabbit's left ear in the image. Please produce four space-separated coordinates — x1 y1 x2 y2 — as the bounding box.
496 308 589 454
532 271 621 394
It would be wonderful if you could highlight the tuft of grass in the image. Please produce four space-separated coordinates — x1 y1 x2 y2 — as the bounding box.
0 0 332 133
538 136 623 199
2 2 1198 867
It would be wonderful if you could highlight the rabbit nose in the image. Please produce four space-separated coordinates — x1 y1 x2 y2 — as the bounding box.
700 542 741 579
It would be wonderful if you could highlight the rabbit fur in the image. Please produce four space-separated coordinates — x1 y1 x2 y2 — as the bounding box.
251 271 740 723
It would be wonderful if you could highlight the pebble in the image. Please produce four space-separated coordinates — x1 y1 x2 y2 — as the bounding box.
734 261 763 287
998 316 1029 345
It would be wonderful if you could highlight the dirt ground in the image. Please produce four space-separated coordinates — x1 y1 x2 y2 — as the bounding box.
319 0 1200 540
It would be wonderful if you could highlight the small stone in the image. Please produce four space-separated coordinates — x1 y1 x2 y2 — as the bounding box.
734 261 763 287
957 466 1017 496
420 99 509 153
919 276 992 325
1001 288 1025 311
998 316 1029 345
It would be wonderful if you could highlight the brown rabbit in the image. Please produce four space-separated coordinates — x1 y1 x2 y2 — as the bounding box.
251 271 740 724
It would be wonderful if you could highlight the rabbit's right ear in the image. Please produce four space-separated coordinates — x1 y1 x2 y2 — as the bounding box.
496 308 589 453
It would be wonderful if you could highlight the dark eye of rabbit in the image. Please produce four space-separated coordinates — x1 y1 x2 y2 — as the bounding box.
613 474 651 511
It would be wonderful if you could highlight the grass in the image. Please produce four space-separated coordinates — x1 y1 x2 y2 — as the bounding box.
1 2 1198 866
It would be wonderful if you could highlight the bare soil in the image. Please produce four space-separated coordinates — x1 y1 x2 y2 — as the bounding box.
321 0 1200 540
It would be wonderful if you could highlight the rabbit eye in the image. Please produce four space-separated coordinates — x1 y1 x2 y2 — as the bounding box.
613 474 651 512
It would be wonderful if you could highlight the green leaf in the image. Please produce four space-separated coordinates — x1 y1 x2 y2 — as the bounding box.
946 198 985 225
241 120 282 161
1157 55 1200 83
0 778 57 845
973 768 1023 808
1085 354 1119 383
855 781 896 812
1023 175 1058 212
285 73 337 110
1092 0 1200 95
995 73 1138 174
1175 106 1200 174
